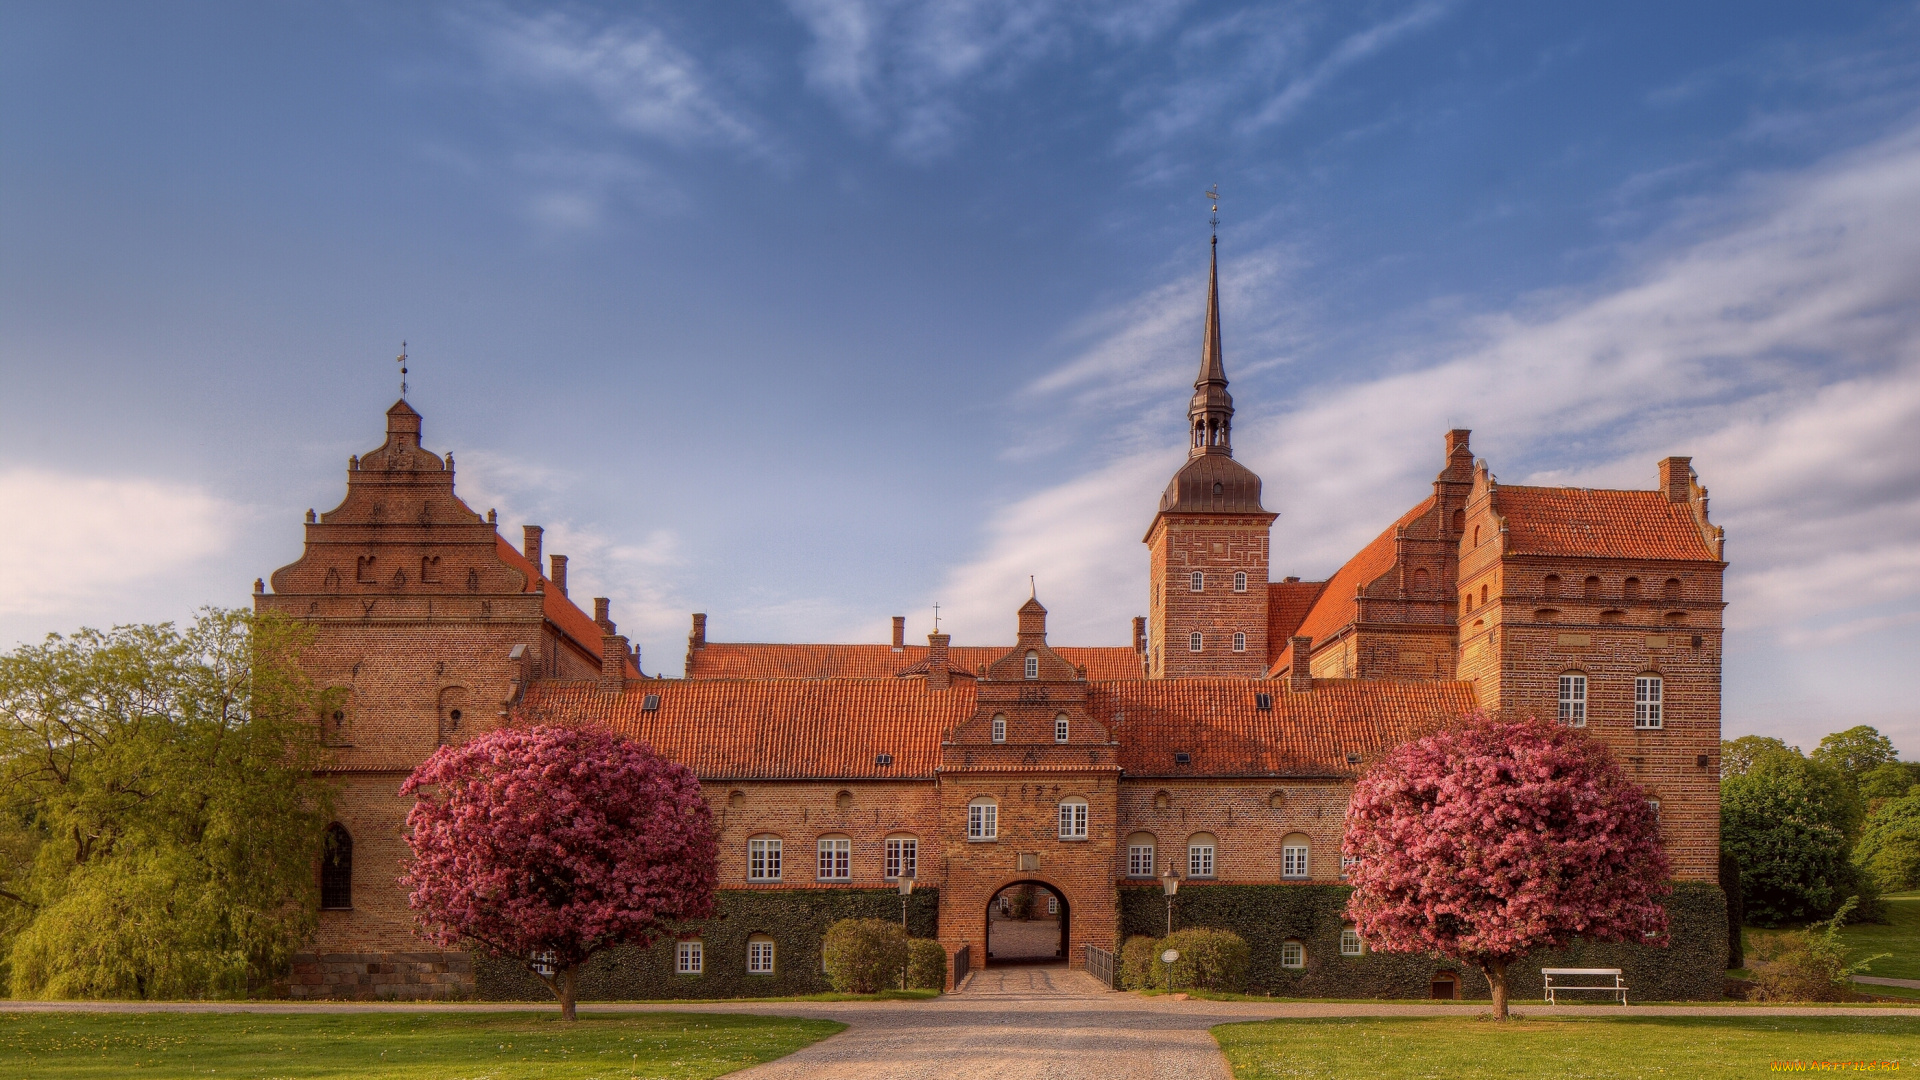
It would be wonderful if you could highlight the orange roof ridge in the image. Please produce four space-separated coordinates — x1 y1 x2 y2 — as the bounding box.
493 536 640 677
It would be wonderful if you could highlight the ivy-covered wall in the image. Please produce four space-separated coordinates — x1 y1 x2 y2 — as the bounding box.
476 888 939 1001
1119 882 1727 1001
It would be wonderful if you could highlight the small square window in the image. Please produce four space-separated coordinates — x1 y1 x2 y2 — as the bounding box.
1281 940 1305 968
1340 930 1363 957
1190 571 1205 592
677 940 703 974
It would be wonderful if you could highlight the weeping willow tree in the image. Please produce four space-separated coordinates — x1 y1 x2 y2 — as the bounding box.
0 609 330 998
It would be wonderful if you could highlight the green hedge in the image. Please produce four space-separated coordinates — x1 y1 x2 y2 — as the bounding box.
1118 882 1727 1001
475 888 938 1001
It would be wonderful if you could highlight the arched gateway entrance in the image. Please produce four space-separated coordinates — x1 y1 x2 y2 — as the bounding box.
984 881 1069 964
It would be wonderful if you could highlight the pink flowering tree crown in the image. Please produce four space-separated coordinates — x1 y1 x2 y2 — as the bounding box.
400 723 717 1017
1342 711 1670 1017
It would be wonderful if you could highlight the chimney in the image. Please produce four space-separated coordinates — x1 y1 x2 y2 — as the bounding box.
1133 617 1147 654
549 554 568 597
593 597 611 630
892 616 906 651
927 632 952 691
599 633 630 692
1445 429 1471 461
1658 456 1693 503
523 525 543 568
1288 636 1313 693
690 612 707 648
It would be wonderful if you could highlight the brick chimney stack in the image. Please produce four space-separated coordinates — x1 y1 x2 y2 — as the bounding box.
1659 456 1694 503
523 525 543 568
593 597 610 630
1133 617 1147 654
892 616 906 651
1288 636 1313 692
690 613 707 648
549 554 568 596
927 632 952 691
599 632 629 692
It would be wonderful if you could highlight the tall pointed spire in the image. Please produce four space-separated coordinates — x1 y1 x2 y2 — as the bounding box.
1188 234 1235 457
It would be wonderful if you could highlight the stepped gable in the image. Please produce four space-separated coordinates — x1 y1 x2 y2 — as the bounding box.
493 536 639 678
524 679 971 780
1273 497 1435 671
685 642 1143 680
1093 678 1475 778
1264 578 1328 664
1491 486 1721 561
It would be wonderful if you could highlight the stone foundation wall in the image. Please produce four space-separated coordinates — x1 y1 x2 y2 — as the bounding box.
288 951 474 999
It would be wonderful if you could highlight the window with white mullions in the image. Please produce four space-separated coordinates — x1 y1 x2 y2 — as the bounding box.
1054 713 1070 742
968 798 998 840
1058 797 1088 840
747 936 775 974
1190 571 1205 592
886 836 917 880
1188 833 1216 878
1234 571 1247 593
816 836 850 880
1127 834 1156 877
747 836 782 881
1635 676 1663 729
676 940 703 974
1282 835 1310 880
1558 673 1587 727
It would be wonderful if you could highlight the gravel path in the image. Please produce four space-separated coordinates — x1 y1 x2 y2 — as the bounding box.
7 968 1917 1080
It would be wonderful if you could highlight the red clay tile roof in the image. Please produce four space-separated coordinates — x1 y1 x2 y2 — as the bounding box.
1286 497 1434 660
1265 579 1328 664
686 643 1143 681
1493 486 1718 561
523 679 974 779
494 537 641 678
1093 678 1475 777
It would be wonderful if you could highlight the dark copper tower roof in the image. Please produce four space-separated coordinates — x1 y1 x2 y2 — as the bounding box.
1159 236 1268 515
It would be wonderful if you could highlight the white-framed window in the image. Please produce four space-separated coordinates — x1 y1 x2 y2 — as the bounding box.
747 836 782 882
968 798 998 841
991 713 1006 743
1047 895 1058 915
1188 632 1203 653
1232 631 1246 653
1234 571 1248 592
1282 835 1310 880
1635 675 1663 728
1024 651 1039 679
1054 714 1070 743
1127 835 1156 878
1188 834 1216 878
1281 940 1305 968
1058 797 1088 840
886 836 917 880
1190 571 1205 592
676 939 703 974
816 836 850 880
1340 854 1357 878
1647 797 1662 821
1558 673 1587 727
747 936 775 974
1340 929 1363 957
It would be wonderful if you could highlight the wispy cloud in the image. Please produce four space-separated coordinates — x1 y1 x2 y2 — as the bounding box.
1238 1 1450 133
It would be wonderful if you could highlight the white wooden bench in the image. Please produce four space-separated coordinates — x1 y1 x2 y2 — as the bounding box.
1542 968 1628 1005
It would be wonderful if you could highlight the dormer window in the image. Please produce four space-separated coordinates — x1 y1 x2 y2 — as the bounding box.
1190 571 1204 592
1023 651 1038 679
1234 572 1247 592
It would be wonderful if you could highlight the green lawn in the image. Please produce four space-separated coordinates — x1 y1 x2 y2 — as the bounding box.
0 1011 845 1079
1213 1016 1920 1079
1838 892 1920 982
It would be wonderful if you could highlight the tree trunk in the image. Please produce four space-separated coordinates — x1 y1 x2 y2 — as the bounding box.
1483 960 1510 1021
559 965 578 1022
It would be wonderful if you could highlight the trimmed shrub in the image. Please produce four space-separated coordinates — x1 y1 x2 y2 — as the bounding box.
1120 935 1160 990
1161 928 1251 992
823 919 909 994
906 939 947 991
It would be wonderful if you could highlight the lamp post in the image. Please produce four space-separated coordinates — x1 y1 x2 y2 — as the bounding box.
898 876 915 990
1161 862 1180 937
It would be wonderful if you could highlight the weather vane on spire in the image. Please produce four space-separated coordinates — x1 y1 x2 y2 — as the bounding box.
1206 185 1220 243
397 342 409 400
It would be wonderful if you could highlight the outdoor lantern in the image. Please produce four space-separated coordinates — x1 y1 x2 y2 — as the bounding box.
1161 863 1180 897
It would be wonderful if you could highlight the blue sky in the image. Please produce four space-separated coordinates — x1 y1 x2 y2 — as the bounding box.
3 1 1919 754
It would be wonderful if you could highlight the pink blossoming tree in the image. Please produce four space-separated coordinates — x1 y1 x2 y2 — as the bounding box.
1343 712 1670 1019
400 724 717 1019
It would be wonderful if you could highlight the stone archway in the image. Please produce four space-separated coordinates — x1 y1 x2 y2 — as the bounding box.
984 880 1069 964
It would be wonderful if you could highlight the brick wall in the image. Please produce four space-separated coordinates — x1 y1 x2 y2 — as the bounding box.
1147 516 1273 678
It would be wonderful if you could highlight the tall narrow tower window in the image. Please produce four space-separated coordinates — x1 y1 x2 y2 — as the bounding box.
1234 571 1247 592
1188 632 1203 653
1190 571 1204 592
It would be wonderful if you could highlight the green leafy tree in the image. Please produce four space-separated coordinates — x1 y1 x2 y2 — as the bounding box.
1853 794 1920 894
1811 726 1900 781
1858 762 1920 802
0 610 330 999
1722 753 1867 926
1721 735 1797 778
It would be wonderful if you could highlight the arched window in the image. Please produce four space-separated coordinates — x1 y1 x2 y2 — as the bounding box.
1281 833 1310 879
1234 571 1248 593
886 834 918 880
727 789 746 808
1190 571 1205 593
1451 508 1465 532
747 935 776 974
1152 790 1171 810
1558 672 1587 727
1281 939 1305 968
748 835 783 881
321 823 353 910
1232 631 1247 652
1412 567 1430 593
1054 713 1070 742
835 789 853 810
991 713 1006 742
1479 584 1488 605
1213 481 1224 496
1127 832 1157 877
968 797 998 840
1583 575 1601 600
1188 632 1203 653
1543 573 1561 598
1623 576 1641 600
1663 611 1688 625
816 834 851 880
1635 675 1663 729
1058 796 1089 840
1024 651 1039 679
1267 790 1286 809
1472 525 1481 547
1663 577 1682 601
1187 833 1217 878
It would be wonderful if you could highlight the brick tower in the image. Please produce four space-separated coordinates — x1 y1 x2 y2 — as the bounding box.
1144 236 1276 678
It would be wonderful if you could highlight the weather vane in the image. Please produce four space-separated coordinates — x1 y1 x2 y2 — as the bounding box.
932 603 941 632
1206 185 1220 241
397 342 409 400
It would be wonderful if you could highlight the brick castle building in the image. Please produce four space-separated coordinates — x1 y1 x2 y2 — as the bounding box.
259 237 1727 998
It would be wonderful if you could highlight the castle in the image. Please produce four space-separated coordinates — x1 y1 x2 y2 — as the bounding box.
259 238 1727 999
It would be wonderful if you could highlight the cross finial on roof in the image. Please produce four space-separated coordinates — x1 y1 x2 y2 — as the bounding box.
397 342 409 400
932 602 941 632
